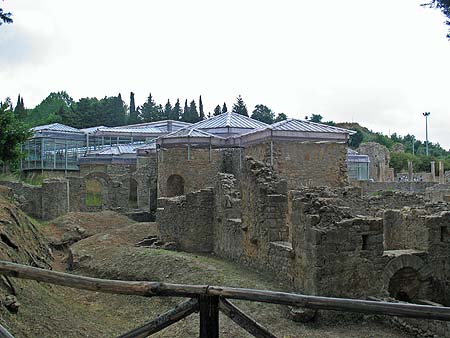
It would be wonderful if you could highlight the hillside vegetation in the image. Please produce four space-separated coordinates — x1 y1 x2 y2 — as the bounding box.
338 121 450 174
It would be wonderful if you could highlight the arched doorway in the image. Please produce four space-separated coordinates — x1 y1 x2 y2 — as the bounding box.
383 255 432 303
167 175 184 197
86 178 104 208
388 267 421 302
129 178 138 208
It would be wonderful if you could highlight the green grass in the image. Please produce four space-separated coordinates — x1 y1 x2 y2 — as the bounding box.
86 192 102 207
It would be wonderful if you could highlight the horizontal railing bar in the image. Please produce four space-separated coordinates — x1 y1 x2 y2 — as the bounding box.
1 261 450 322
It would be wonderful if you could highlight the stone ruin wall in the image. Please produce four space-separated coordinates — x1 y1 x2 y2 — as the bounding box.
214 159 292 285
72 155 157 213
0 179 69 220
0 155 158 220
157 189 215 253
157 160 450 304
244 141 348 189
157 147 224 197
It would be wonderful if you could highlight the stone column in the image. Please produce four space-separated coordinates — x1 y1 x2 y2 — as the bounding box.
439 160 445 184
408 160 413 182
431 161 436 182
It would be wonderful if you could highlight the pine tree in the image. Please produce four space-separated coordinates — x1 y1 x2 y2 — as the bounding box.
251 104 274 124
214 105 221 116
232 95 248 116
199 95 205 120
274 113 288 123
128 92 140 124
140 93 159 122
222 102 228 114
172 99 182 121
164 99 173 120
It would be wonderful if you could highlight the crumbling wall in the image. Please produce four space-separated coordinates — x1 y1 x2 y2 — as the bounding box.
213 173 243 262
157 188 215 253
0 179 69 220
424 211 450 305
289 190 387 298
0 181 41 218
213 158 293 285
383 209 429 251
244 141 348 189
238 158 291 282
353 181 437 195
133 155 157 212
425 184 450 203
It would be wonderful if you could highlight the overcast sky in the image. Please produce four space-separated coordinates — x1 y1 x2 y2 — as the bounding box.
1 0 449 148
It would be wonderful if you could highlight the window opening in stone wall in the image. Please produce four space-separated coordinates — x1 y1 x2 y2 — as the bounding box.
129 178 138 208
167 174 185 197
362 234 369 250
86 179 103 208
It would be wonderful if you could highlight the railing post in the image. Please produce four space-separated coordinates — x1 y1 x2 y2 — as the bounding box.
199 295 219 338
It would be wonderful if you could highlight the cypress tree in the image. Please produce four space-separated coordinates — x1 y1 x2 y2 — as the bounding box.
214 105 221 116
172 99 182 121
188 100 200 123
14 94 26 120
199 95 205 120
181 99 190 122
222 102 228 114
164 99 173 120
231 95 248 116
128 92 140 124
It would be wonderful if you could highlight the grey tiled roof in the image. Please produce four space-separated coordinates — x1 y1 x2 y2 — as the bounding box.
268 119 356 134
98 126 162 134
191 112 268 130
163 127 225 139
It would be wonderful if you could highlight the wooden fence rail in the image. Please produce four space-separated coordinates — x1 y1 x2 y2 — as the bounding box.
1 260 450 338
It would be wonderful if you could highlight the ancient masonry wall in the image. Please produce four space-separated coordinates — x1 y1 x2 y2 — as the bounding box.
157 147 223 197
157 189 215 253
425 183 450 203
244 141 348 189
353 181 438 195
289 190 387 298
78 155 157 213
0 179 68 220
134 156 158 212
214 159 293 285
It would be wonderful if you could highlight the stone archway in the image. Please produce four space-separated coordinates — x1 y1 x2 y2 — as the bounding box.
167 174 185 197
383 255 432 302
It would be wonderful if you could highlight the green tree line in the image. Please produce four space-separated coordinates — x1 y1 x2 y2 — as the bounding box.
12 92 288 129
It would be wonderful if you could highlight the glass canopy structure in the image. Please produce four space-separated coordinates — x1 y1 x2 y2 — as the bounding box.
346 149 370 181
20 121 191 172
